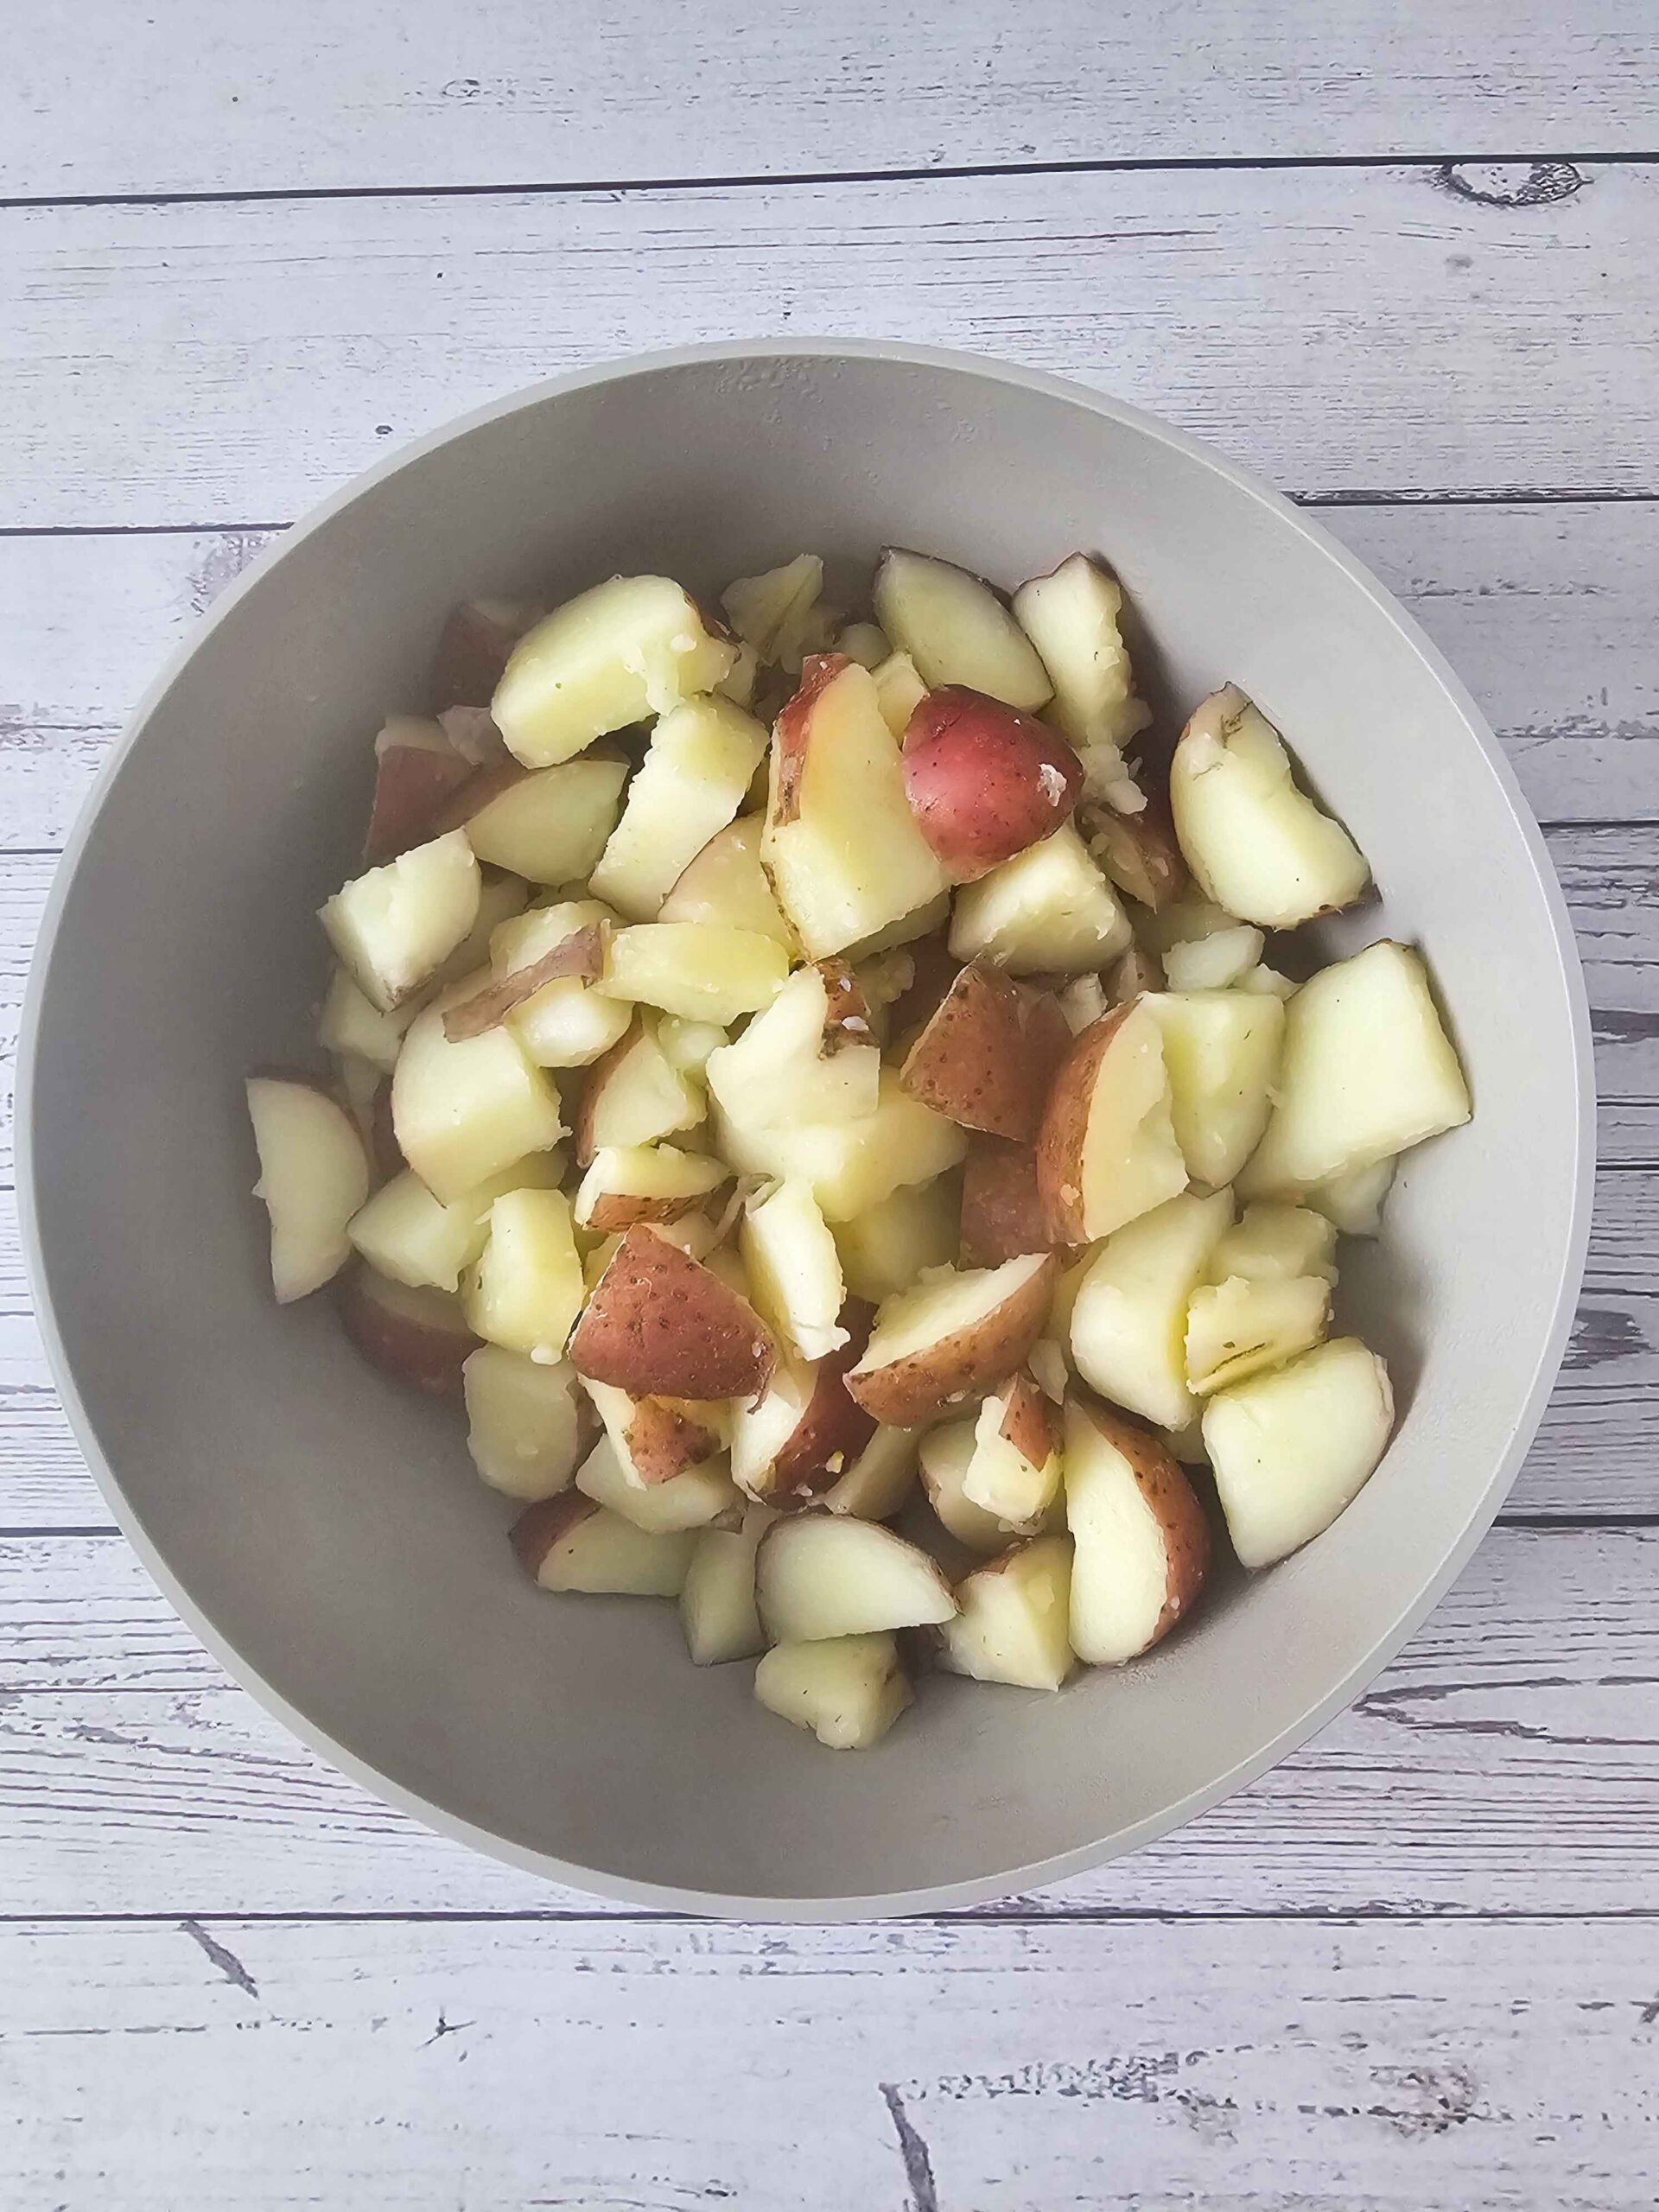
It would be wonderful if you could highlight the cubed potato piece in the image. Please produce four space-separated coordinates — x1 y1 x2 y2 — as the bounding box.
581 1376 728 1485
898 961 1071 1142
245 1075 371 1303
317 966 423 1073
573 1143 728 1234
658 814 793 947
1057 973 1109 1035
762 656 950 958
574 1015 704 1164
1036 1000 1190 1243
918 1419 1020 1553
1238 963 1297 1001
1241 941 1471 1192
721 554 823 663
958 1138 1051 1269
1160 925 1264 993
962 1370 1063 1527
656 1017 728 1077
1065 1397 1210 1664
949 822 1130 976
874 549 1052 710
1304 1157 1396 1236
512 1494 696 1596
847 1251 1056 1427
939 1535 1077 1691
363 713 476 864
729 1332 878 1510
1143 989 1286 1191
462 1346 589 1499
493 576 736 766
458 758 627 885
338 1266 477 1395
570 1225 774 1401
1011 552 1148 747
754 1632 912 1749
588 695 769 920
870 650 928 741
741 1179 849 1361
755 1516 956 1642
681 1504 774 1664
703 961 880 1134
491 900 632 1070
1068 1189 1234 1432
1185 1272 1332 1395
819 1424 921 1520
391 1003 566 1203
836 620 890 670
1136 895 1242 957
715 1066 967 1224
321 830 482 1012
1170 688 1370 927
431 597 543 712
465 1186 584 1362
602 922 789 1027
348 1154 563 1292
431 871 531 988
575 1433 739 1535
1204 1338 1395 1567
835 1176 960 1303
1209 1201 1338 1287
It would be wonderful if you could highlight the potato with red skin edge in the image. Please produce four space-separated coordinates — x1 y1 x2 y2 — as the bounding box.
959 1137 1053 1268
901 686 1084 880
1064 1395 1211 1664
1106 941 1165 1005
573 1143 730 1235
570 1225 774 1401
884 935 961 1052
1036 1001 1188 1246
845 1250 1057 1427
1084 795 1188 913
573 1015 702 1166
510 1492 695 1597
338 1265 477 1396
899 960 1071 1142
431 599 542 711
730 1301 879 1507
364 716 474 865
582 1378 725 1486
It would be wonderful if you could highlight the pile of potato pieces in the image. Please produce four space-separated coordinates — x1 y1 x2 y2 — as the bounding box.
245 543 1471 1752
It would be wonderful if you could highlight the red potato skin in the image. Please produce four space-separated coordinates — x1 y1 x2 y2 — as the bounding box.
886 935 962 1052
959 1138 1054 1268
337 1265 476 1398
1071 1393 1210 1644
510 1491 598 1578
845 1254 1058 1427
997 1369 1061 1469
817 959 874 1053
432 601 532 712
1106 942 1165 1004
428 756 530 836
572 1017 647 1167
582 1181 725 1236
569 1226 775 1401
757 1300 879 1507
902 686 1084 880
623 1398 723 1485
442 924 607 1042
1034 1003 1138 1246
1084 729 1187 912
363 738 475 865
771 653 851 828
898 961 1071 1142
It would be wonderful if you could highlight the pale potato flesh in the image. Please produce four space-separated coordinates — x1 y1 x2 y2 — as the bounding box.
245 1077 370 1303
658 815 793 946
836 620 890 670
1160 925 1264 993
714 1066 967 1224
588 694 768 920
948 820 1130 975
602 922 789 1027
740 1179 849 1360
1185 1271 1332 1395
1144 988 1286 1192
348 1154 563 1292
869 650 928 740
1010 553 1148 747
462 1346 588 1499
465 1186 585 1362
918 1419 1018 1554
753 1632 912 1750
320 830 481 1012
487 900 632 1069
575 1434 740 1535
1065 1400 1208 1665
819 1424 921 1520
962 1376 1063 1527
575 1018 703 1160
1209 1201 1338 1287
1304 1156 1396 1237
317 965 422 1072
1204 1337 1395 1568
680 1505 773 1664
1038 1000 1189 1243
833 1175 959 1303
939 1535 1077 1692
874 549 1052 710
756 1516 957 1642
573 1142 728 1233
721 554 823 663
463 759 627 884
391 1003 566 1202
518 1497 696 1597
702 962 880 1134
848 1250 1054 1426
1069 1188 1234 1433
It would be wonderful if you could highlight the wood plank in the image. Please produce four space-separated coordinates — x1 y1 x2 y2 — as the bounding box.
8 499 1659 849
7 2 1657 198
2 1915 1656 2209
6 164 1659 526
1 1526 1653 1919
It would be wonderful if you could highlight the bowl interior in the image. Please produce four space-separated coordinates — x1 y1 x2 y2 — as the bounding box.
24 349 1587 1911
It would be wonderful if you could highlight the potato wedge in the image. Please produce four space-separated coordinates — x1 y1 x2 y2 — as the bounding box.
588 694 769 920
338 1266 477 1396
602 922 789 1027
901 686 1083 880
741 1179 850 1361
245 1074 371 1303
363 715 474 865
702 961 880 1135
729 1314 878 1509
462 1345 591 1499
1065 1396 1210 1664
874 548 1052 710
321 830 481 1013
461 758 627 884
755 1516 957 1641
573 1143 729 1234
573 1015 703 1165
391 1003 566 1203
962 1370 1063 1527
511 1493 696 1596
581 1377 726 1487
939 1535 1077 1691
569 1224 774 1400
948 820 1130 976
753 1632 912 1749
918 1419 1019 1554
898 960 1071 1142
846 1250 1057 1426
1010 552 1147 747
1185 1272 1332 1395
1143 989 1286 1192
658 814 793 947
1036 1001 1189 1244
836 1175 961 1303
680 1504 774 1664
575 1433 740 1535
1068 1189 1234 1433
465 1185 585 1363
818 1424 922 1521
713 1065 967 1224
1204 1338 1394 1568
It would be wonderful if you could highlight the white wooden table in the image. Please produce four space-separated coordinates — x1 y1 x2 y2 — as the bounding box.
3 7 1658 2202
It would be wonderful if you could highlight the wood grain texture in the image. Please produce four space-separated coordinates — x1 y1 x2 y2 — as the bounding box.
8 1 1657 198
6 163 1659 526
3 1915 1656 2209
0 1527 1653 1919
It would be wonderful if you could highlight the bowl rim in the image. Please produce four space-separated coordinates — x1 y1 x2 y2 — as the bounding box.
17 337 1598 1920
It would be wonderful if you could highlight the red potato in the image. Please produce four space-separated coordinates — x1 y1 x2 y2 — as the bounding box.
442 925 606 1042
1064 1395 1210 1664
583 1378 725 1486
569 1224 775 1401
1106 941 1166 1004
427 757 526 836
364 716 475 865
572 1016 702 1166
901 686 1083 881
510 1491 696 1597
431 598 543 711
338 1264 477 1396
898 960 1071 1142
845 1251 1058 1427
1084 795 1188 913
574 1143 730 1235
959 1138 1053 1268
1036 1001 1188 1246
730 1300 877 1506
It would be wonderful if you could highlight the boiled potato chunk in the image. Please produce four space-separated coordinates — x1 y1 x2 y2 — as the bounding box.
846 1250 1056 1427
1068 1189 1233 1432
939 1535 1077 1692
1144 989 1286 1192
755 1516 956 1641
1185 1271 1332 1395
753 1632 912 1750
462 1346 588 1499
1065 1398 1210 1665
588 694 768 919
573 1143 728 1233
575 1434 739 1535
1304 1156 1396 1236
763 656 950 958
658 813 793 946
339 1267 478 1396
702 961 880 1133
819 1423 921 1520
721 553 823 664
870 650 928 740
962 1370 1063 1528
836 620 890 669
348 1154 563 1292
1209 1201 1338 1286
714 1066 967 1224
320 830 481 1011
317 966 422 1072
680 1504 773 1664
602 922 788 1027
834 1175 960 1303
741 1179 849 1360
1204 1337 1395 1567
918 1419 1018 1554
574 1016 704 1162
462 759 627 884
245 1076 371 1303
512 1494 696 1596
465 1186 585 1362
874 549 1052 711
493 575 736 767
1036 1000 1189 1243
1160 925 1264 993
949 820 1129 976
900 687 1084 881
1241 941 1471 1192
1011 552 1148 748
1170 687 1370 927
391 1003 566 1202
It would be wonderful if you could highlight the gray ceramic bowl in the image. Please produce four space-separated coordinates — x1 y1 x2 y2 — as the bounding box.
20 342 1593 1916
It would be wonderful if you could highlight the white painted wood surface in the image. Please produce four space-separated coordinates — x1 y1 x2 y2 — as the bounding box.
3 6 1657 2204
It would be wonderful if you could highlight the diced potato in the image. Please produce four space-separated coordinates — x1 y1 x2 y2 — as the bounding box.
1011 552 1148 747
462 1346 588 1498
918 1420 1022 1554
656 1017 728 1077
1143 989 1287 1191
321 830 481 1011
715 1067 967 1224
756 1516 956 1642
870 650 928 740
1208 1202 1338 1287
1304 1157 1397 1236
1136 895 1241 957
939 1536 1077 1692
949 822 1130 975
575 1434 739 1535
572 1142 728 1233
741 1179 849 1361
658 813 794 947
462 759 627 884
961 1371 1063 1527
702 962 880 1135
317 966 423 1072
874 549 1052 710
493 576 737 766
1069 1189 1234 1433
602 922 789 1027
1065 1399 1209 1665
575 1016 705 1161
588 695 769 920
245 1077 372 1304
1160 925 1264 993
753 1632 912 1750
434 871 531 986
721 554 823 663
1241 941 1471 1192
512 1496 696 1597
833 1176 960 1303
836 620 890 670
1037 999 1190 1243
1204 1338 1395 1568
391 1003 566 1202
348 1154 563 1291
680 1505 774 1664
819 1424 922 1520
465 1186 585 1361
1185 1271 1332 1394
